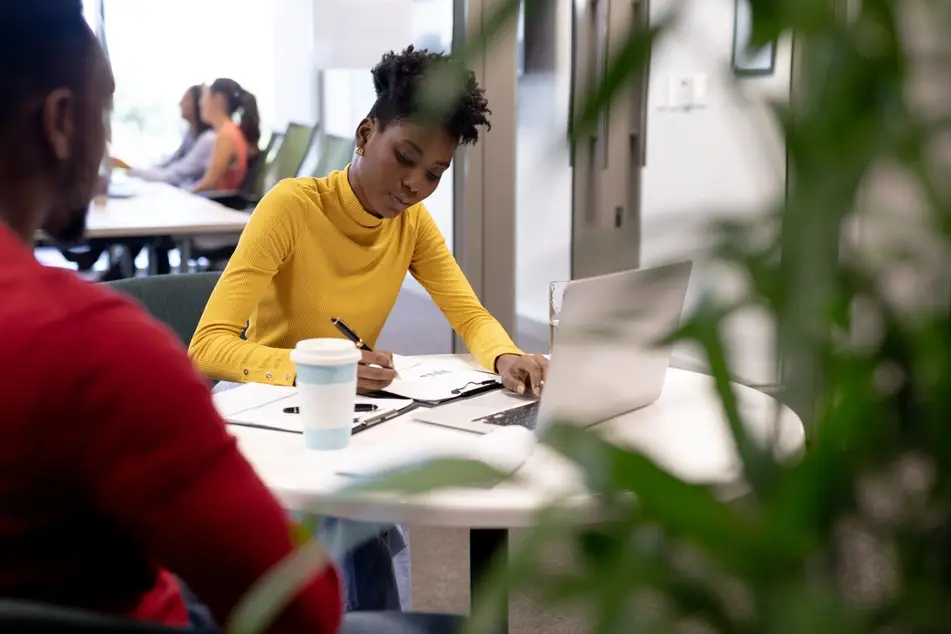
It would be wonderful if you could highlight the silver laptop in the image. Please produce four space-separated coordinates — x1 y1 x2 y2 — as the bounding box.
413 261 693 434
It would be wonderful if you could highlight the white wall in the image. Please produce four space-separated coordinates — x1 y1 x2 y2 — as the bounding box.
272 0 318 131
641 0 792 385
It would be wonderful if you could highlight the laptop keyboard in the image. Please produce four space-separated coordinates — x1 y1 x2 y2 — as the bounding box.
473 402 540 430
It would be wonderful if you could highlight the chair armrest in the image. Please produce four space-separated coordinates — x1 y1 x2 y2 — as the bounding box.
0 599 186 632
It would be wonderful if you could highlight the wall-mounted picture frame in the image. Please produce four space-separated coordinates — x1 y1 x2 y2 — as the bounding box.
732 0 777 76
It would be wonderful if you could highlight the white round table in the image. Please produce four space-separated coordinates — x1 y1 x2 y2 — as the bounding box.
226 356 804 631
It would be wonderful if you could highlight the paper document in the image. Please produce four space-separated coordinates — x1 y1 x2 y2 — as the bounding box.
213 384 413 434
384 358 501 403
392 354 422 372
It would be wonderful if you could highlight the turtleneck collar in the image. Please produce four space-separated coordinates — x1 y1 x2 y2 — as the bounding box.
331 166 383 231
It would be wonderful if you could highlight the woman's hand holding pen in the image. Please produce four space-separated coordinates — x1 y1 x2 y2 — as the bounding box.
358 349 398 393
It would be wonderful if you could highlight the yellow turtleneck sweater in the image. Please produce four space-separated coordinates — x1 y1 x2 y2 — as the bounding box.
189 169 523 385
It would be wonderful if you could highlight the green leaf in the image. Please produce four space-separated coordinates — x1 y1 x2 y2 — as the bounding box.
669 299 782 500
463 508 576 634
329 457 510 498
416 0 523 122
570 12 676 142
228 537 334 634
540 424 799 577
231 458 507 634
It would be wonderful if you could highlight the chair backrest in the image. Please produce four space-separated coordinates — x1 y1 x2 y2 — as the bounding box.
312 135 355 178
264 123 317 190
104 273 221 347
242 131 280 199
250 132 282 199
0 599 186 633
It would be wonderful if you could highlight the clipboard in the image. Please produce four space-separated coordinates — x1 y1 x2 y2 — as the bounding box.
352 402 419 434
216 384 415 436
382 377 503 405
381 362 503 405
227 402 418 436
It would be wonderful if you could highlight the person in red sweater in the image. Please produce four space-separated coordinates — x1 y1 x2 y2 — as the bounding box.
0 2 465 633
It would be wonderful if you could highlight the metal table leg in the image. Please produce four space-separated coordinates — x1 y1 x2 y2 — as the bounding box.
470 528 508 633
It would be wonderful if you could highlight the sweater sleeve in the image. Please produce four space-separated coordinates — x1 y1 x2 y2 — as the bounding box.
59 300 341 634
189 180 303 385
409 205 523 370
131 130 216 187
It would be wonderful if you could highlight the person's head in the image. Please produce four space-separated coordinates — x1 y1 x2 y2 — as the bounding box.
350 45 491 219
0 0 114 244
180 84 210 136
201 78 260 147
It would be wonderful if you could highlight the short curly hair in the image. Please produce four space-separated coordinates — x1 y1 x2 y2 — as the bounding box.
368 45 491 146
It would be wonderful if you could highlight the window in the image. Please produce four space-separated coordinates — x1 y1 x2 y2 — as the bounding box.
103 0 276 167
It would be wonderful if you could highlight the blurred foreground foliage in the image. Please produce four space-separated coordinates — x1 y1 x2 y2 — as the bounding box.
237 1 951 632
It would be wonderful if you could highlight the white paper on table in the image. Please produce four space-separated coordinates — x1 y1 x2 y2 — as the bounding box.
214 383 413 434
213 383 296 418
391 354 422 373
384 359 500 403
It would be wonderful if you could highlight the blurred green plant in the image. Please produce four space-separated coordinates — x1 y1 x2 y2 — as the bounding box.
235 0 951 632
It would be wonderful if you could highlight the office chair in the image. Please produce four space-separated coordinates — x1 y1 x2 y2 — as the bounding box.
0 600 188 633
105 272 222 347
263 122 318 191
312 135 355 178
202 131 281 210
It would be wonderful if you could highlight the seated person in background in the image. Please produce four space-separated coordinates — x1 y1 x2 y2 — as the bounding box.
192 77 259 193
119 84 216 188
0 4 341 633
189 45 548 396
66 85 215 278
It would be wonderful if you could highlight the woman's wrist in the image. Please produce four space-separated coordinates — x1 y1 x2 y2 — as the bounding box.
494 353 521 375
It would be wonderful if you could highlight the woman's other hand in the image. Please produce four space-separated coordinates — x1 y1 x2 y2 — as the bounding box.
496 354 548 396
358 349 398 393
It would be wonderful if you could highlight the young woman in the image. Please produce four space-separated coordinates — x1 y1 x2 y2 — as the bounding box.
192 77 259 193
121 84 216 187
64 85 217 278
190 46 548 397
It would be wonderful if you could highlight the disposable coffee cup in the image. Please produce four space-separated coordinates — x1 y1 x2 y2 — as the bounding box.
290 338 361 450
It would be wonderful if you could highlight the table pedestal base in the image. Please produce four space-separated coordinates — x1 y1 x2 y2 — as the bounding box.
470 528 508 634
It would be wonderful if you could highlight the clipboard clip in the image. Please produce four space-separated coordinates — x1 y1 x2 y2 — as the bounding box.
450 379 501 397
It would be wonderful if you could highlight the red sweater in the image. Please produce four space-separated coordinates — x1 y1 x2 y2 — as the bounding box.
0 225 341 633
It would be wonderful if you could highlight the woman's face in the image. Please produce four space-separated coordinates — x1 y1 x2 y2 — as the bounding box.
199 85 221 124
355 119 456 219
179 90 195 123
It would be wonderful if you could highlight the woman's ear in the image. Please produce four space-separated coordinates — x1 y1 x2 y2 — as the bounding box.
355 118 374 154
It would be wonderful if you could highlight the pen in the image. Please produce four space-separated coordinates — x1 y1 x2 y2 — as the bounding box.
283 404 379 415
330 317 401 379
354 406 410 433
331 317 371 351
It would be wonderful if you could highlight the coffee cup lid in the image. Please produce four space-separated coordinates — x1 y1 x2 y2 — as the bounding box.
290 338 362 366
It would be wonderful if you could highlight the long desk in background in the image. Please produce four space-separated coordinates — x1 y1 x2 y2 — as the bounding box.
37 179 251 274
